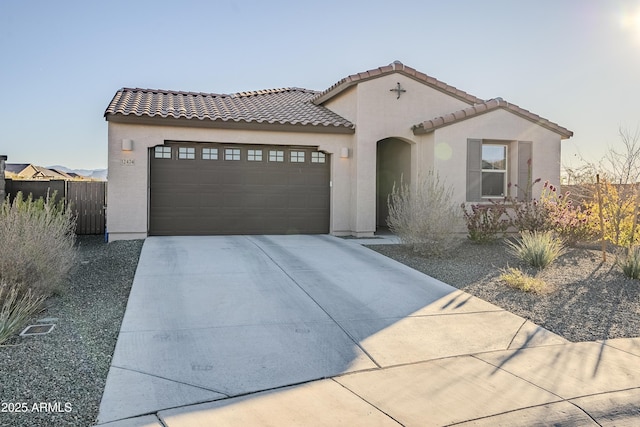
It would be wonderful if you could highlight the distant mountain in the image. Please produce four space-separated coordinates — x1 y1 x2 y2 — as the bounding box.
47 165 107 181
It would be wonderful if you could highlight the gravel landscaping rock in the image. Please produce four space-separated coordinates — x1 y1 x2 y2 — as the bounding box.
369 241 640 343
0 236 143 427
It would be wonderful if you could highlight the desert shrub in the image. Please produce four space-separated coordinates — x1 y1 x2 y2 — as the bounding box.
619 246 640 279
538 182 596 244
0 192 77 296
508 178 549 233
387 172 462 255
507 180 596 245
506 230 565 269
461 200 510 243
499 267 548 293
0 282 46 344
584 180 639 247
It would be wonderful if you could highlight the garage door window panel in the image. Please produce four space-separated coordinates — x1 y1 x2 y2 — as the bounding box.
290 151 305 163
225 148 241 161
154 146 172 159
311 152 326 163
269 150 284 162
178 147 195 160
247 149 263 161
202 148 218 160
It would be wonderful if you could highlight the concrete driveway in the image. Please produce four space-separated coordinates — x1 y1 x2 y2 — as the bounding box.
97 235 640 426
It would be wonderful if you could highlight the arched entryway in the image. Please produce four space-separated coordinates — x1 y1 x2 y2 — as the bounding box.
376 138 411 228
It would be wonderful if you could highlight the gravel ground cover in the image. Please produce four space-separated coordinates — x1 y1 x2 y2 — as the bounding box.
0 236 143 427
369 241 640 342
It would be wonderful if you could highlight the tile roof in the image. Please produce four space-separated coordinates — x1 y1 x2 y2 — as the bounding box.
105 87 355 132
412 98 573 139
311 61 484 105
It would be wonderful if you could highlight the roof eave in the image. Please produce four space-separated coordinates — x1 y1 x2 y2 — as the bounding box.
105 114 355 134
412 105 573 139
312 62 483 106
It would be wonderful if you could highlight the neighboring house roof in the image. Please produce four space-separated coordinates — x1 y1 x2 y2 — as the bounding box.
48 168 74 179
104 87 355 133
311 60 484 106
4 163 30 174
5 164 73 180
412 97 574 139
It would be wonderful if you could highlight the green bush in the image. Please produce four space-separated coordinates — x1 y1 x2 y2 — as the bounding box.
499 267 548 293
0 191 77 296
461 201 510 243
506 231 565 269
387 172 462 255
0 282 46 345
619 246 640 279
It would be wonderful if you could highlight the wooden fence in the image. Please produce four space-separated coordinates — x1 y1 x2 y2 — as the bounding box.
4 179 106 235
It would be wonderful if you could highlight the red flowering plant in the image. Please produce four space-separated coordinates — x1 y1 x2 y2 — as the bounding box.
507 179 595 245
508 178 548 233
539 182 596 244
460 200 510 243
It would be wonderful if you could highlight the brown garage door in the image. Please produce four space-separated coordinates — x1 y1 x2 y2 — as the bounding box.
149 143 330 235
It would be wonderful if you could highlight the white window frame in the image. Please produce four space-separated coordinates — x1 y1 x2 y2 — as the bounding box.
202 148 218 160
247 149 263 162
178 147 196 160
311 151 326 163
290 151 305 163
481 144 508 198
225 148 241 161
154 146 171 159
269 150 284 162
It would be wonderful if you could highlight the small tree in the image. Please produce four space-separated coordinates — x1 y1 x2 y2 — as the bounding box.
387 172 462 255
584 181 638 247
567 125 640 249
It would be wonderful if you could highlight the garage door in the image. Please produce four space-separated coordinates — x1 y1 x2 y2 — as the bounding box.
149 143 330 235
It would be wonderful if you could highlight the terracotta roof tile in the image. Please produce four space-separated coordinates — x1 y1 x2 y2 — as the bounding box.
105 87 354 131
311 61 484 105
412 98 573 139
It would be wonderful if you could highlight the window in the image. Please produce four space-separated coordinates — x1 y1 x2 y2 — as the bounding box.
247 149 263 161
178 147 195 159
467 139 531 202
290 151 305 163
154 146 171 159
311 152 326 163
202 148 218 160
269 150 284 162
225 148 241 161
481 145 507 197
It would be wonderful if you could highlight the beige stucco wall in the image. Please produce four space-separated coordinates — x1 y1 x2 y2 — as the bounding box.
107 122 353 240
322 86 357 123
431 108 563 205
336 73 473 235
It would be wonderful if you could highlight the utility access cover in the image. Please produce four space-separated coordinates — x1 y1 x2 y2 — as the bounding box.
20 324 55 337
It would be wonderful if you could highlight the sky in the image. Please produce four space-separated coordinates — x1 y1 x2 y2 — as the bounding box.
1 0 639 171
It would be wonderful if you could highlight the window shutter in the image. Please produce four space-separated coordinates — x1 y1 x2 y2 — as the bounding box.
517 141 532 201
466 139 482 202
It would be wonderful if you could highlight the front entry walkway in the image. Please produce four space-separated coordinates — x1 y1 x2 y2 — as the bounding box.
97 235 640 426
